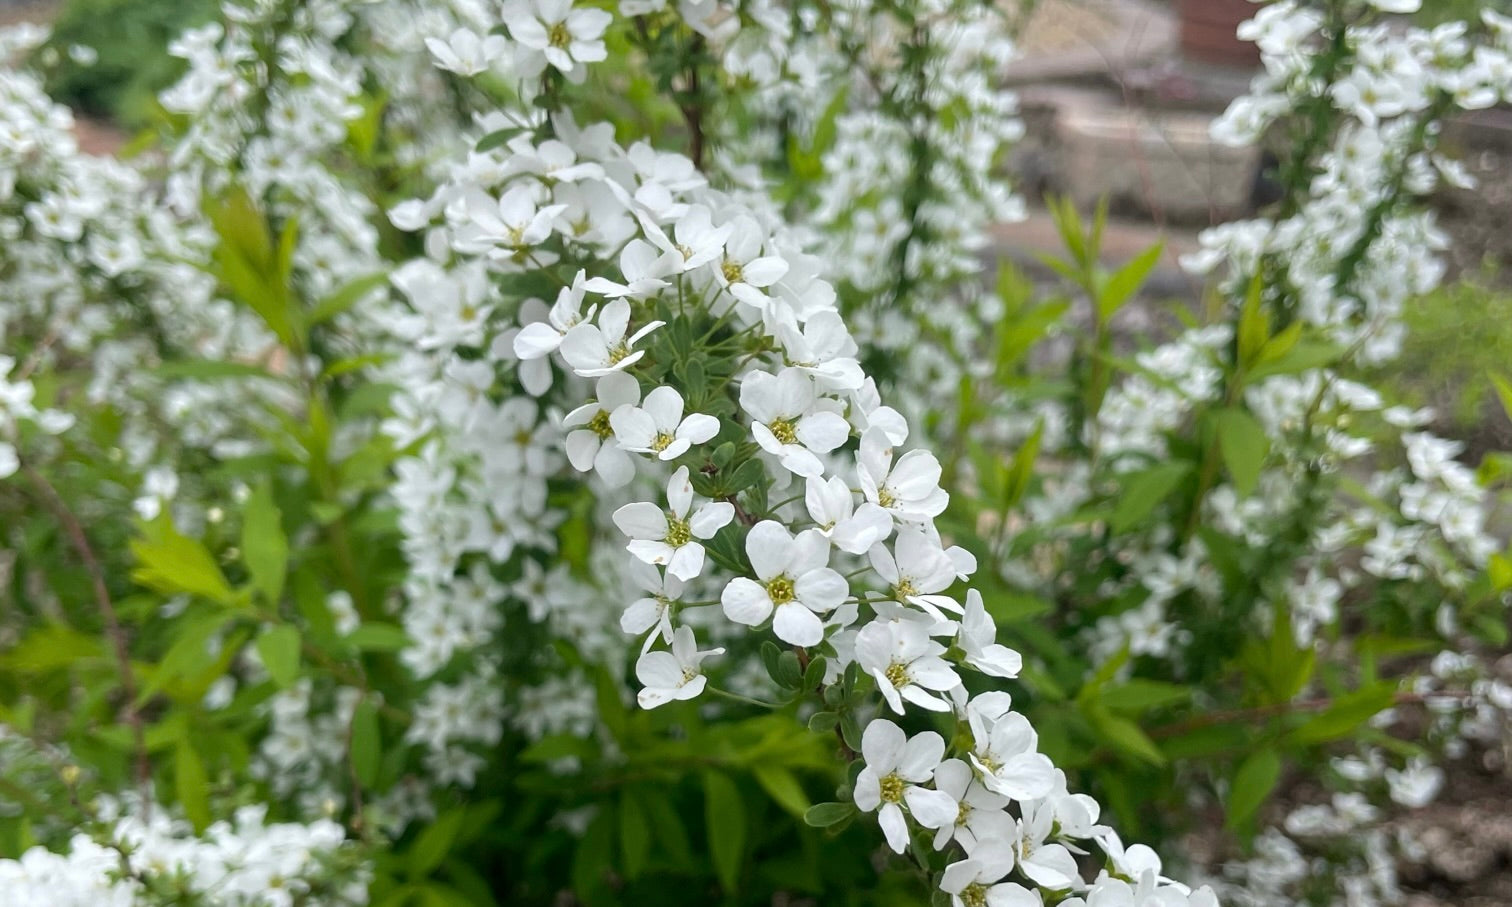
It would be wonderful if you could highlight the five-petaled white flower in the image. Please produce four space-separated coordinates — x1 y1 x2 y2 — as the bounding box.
622 559 683 652
930 758 1015 852
715 214 789 307
858 428 949 521
721 521 847 646
805 475 893 554
856 618 960 714
853 719 957 854
562 371 640 487
940 843 1037 907
559 298 664 377
612 466 734 580
966 693 1057 802
425 27 507 76
635 625 722 709
958 589 1024 678
740 368 850 478
584 238 678 299
611 385 719 460
454 185 566 258
504 0 612 80
870 528 963 621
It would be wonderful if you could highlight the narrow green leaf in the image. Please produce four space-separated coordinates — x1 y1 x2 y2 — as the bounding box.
309 272 388 327
350 699 382 788
619 790 651 880
256 625 301 689
1226 749 1281 831
752 766 810 820
1097 242 1163 321
347 623 411 652
175 739 211 832
703 771 746 892
409 808 467 879
1109 462 1192 532
242 484 288 604
1210 408 1270 498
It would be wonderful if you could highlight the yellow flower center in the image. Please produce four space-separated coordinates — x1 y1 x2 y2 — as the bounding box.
547 22 571 48
961 883 988 907
665 515 692 548
768 417 798 446
651 431 676 452
877 487 897 508
607 341 631 364
721 259 744 284
588 409 613 439
879 772 905 804
676 242 695 260
894 578 918 599
765 575 796 606
884 661 909 689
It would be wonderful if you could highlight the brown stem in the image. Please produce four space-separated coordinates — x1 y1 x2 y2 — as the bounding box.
1147 690 1464 741
680 35 706 169
23 464 152 813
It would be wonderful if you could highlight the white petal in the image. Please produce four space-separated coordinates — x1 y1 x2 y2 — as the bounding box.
721 578 773 626
613 502 667 540
689 501 734 538
772 603 824 646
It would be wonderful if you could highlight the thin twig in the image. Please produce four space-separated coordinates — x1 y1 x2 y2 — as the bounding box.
24 464 152 813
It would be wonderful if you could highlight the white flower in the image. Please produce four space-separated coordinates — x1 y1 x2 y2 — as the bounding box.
1014 800 1082 890
610 385 719 460
612 466 734 580
563 371 640 487
740 368 850 478
622 559 683 652
959 590 1023 678
583 238 678 299
853 719 957 854
966 693 1056 801
856 618 959 714
777 309 864 390
858 428 949 521
514 271 596 361
636 626 723 709
425 28 507 76
641 204 731 271
454 185 566 258
715 214 789 307
931 758 1014 852
504 0 612 79
870 528 962 621
940 843 1037 907
721 521 847 646
559 298 664 377
805 475 893 554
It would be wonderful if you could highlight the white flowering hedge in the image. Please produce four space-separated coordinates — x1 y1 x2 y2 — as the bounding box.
1 0 1510 905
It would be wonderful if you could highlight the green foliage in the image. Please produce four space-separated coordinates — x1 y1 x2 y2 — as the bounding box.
41 0 219 127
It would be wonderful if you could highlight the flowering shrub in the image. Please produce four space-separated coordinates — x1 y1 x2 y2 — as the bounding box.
0 0 1508 905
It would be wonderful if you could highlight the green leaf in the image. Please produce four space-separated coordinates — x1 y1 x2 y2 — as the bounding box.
309 272 388 327
1210 408 1270 497
777 650 802 689
151 360 281 382
1236 272 1269 369
1288 684 1398 746
350 699 382 788
1246 341 1343 381
242 484 288 604
175 739 211 832
131 517 236 606
1494 373 1512 422
1087 704 1166 766
1100 680 1192 715
1109 462 1192 531
618 789 651 880
1226 749 1281 831
475 126 524 153
136 610 236 707
1097 242 1163 321
702 771 745 892
255 625 301 689
409 808 467 879
752 766 810 820
802 801 855 827
347 623 411 652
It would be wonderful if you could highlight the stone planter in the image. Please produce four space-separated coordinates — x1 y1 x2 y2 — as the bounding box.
1178 0 1261 67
